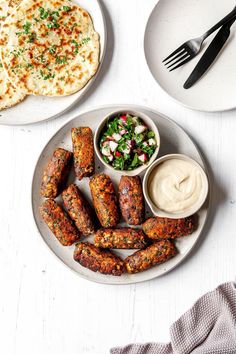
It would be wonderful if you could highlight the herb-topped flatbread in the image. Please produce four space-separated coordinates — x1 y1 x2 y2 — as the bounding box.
0 0 25 110
1 0 100 96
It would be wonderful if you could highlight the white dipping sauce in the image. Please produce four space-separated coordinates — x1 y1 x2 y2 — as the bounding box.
148 158 204 213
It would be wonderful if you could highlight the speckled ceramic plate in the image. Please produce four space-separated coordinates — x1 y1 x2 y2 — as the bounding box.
31 105 210 285
0 0 106 126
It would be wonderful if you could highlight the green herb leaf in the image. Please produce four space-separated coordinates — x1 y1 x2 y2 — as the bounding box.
63 6 71 12
49 45 57 55
131 153 139 168
39 7 49 19
147 131 155 139
55 56 67 64
23 21 31 34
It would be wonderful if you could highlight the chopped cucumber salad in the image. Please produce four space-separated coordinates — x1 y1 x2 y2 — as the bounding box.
99 113 158 171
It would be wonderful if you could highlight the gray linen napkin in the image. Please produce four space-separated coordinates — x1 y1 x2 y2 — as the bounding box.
110 282 236 354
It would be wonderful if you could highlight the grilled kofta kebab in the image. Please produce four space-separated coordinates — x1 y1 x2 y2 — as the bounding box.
89 174 119 228
41 148 72 198
62 184 95 237
142 216 194 240
94 228 147 250
71 127 94 180
125 240 177 274
74 242 125 276
118 176 144 225
40 199 80 246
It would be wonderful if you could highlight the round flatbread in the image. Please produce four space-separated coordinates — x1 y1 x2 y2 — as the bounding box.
0 0 25 110
1 0 100 96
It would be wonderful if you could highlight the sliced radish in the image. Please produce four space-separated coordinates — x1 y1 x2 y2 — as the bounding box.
138 154 148 163
148 138 156 146
112 133 122 142
120 115 127 124
123 146 131 154
101 146 111 156
102 140 110 147
108 155 114 162
120 129 127 135
135 125 146 134
109 141 118 152
142 142 148 147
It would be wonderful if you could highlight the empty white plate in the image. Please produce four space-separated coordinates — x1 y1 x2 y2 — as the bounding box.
144 0 236 112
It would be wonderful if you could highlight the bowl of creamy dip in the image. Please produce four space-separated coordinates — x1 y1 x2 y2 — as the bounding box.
143 154 209 219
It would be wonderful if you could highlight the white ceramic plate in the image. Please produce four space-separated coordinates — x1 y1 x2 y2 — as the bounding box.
0 0 106 126
32 105 210 285
144 0 236 112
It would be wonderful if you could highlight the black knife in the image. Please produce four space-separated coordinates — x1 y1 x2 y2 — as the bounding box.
184 17 236 89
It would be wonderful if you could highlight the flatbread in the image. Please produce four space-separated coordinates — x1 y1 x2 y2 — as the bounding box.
0 0 25 110
8 0 21 8
1 0 100 96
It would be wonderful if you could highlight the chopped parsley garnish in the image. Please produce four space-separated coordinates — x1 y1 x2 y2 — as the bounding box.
16 22 32 36
40 70 55 80
39 7 60 28
26 63 34 69
27 32 36 43
11 48 24 58
81 37 91 45
40 54 46 63
47 17 59 29
23 22 32 34
39 7 49 19
55 55 67 64
63 6 71 12
51 11 60 17
49 45 57 55
71 23 78 31
71 39 79 54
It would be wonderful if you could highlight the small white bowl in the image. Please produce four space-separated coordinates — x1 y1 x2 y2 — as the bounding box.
143 154 209 219
94 109 160 176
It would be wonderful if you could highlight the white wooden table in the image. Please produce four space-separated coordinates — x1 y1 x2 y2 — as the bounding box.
1 1 236 353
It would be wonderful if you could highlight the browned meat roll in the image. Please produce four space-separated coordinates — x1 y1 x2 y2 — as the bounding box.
94 228 147 249
125 240 177 274
89 174 119 228
41 148 72 198
74 242 125 276
142 216 194 240
71 127 94 180
62 184 95 237
118 176 145 225
40 199 80 246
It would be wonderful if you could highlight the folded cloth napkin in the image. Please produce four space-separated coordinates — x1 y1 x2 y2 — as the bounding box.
110 282 236 354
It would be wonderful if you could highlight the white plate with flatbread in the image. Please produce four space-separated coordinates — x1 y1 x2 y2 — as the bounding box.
31 105 210 285
0 0 106 125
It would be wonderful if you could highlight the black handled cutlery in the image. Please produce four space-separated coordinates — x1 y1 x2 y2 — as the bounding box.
184 17 236 89
163 5 236 71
